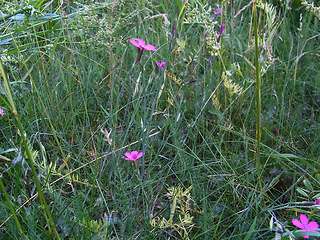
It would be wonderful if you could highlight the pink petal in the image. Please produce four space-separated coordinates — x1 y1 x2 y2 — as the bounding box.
219 24 225 36
144 44 157 51
214 8 222 15
308 221 319 230
124 151 144 161
124 152 134 160
136 152 144 159
136 39 146 48
303 235 310 239
300 214 309 225
131 151 139 157
156 61 166 68
292 219 303 229
129 39 141 49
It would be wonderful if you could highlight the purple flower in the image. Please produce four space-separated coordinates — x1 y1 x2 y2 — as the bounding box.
217 24 225 43
124 151 145 161
0 107 4 116
219 24 225 36
214 8 222 17
156 61 166 68
316 200 320 205
130 38 157 65
129 38 157 51
292 214 319 239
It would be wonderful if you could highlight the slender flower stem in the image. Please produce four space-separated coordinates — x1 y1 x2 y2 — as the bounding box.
133 49 144 66
253 0 262 191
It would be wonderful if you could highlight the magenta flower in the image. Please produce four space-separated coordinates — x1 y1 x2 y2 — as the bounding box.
316 200 320 205
217 24 225 43
130 38 157 65
292 214 319 239
219 24 225 36
156 61 166 68
129 38 157 51
214 8 222 17
0 107 4 116
124 151 145 161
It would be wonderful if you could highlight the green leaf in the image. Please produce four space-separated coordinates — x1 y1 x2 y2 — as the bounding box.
282 230 320 238
10 13 59 21
244 216 257 240
267 153 300 159
303 179 313 192
34 0 47 9
296 187 310 198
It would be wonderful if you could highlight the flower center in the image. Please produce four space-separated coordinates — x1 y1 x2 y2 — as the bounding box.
302 223 310 231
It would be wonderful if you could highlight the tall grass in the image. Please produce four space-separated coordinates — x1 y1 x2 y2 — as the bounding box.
0 0 320 239
253 0 262 192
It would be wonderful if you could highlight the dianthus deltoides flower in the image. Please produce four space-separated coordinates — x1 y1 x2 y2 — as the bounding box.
130 38 157 65
124 151 145 161
0 107 4 116
214 8 222 17
130 38 157 51
292 214 319 239
156 61 166 68
217 24 225 43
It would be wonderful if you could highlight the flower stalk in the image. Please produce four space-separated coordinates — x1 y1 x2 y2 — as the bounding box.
253 0 262 191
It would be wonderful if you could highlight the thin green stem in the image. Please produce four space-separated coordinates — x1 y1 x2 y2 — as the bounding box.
253 0 262 191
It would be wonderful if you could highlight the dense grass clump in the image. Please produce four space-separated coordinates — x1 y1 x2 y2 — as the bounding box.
0 0 320 239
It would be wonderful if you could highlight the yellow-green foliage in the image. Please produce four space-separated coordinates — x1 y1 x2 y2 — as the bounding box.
167 71 183 87
71 0 151 52
183 2 221 56
81 217 103 234
0 0 21 14
150 185 198 239
256 1 279 71
223 71 243 98
0 0 44 17
302 1 320 20
211 93 221 110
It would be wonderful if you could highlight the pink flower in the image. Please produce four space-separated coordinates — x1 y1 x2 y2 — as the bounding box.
214 8 222 17
219 24 225 36
316 199 320 205
217 24 225 43
129 38 157 51
124 151 145 161
0 107 4 116
130 38 157 65
156 61 166 68
292 214 319 239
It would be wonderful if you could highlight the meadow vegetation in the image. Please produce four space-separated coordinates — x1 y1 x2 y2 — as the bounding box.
0 0 320 239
